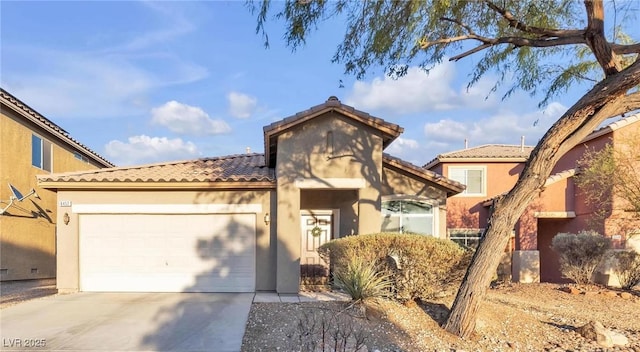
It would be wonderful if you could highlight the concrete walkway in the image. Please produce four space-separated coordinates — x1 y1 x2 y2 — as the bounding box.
253 291 350 303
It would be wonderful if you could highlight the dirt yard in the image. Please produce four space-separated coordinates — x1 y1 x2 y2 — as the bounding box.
241 283 640 351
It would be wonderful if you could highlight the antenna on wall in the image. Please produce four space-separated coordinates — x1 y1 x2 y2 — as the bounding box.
1 183 40 215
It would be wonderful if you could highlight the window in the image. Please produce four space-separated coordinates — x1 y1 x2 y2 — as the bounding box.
448 228 484 249
73 152 89 162
448 166 486 196
32 135 52 172
381 197 437 236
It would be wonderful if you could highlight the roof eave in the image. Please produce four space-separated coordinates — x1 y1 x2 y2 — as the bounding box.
38 180 277 191
433 156 529 164
382 156 465 196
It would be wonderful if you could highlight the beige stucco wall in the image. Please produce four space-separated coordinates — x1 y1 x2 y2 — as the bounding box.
1 108 104 281
54 189 275 293
381 166 449 237
275 112 384 293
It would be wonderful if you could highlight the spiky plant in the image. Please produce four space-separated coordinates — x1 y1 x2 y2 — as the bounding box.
333 256 392 302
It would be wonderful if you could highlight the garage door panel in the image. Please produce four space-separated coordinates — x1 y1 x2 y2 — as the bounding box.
80 214 256 292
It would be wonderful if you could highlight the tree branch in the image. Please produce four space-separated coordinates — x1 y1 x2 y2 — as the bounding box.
449 35 585 61
613 91 640 116
585 0 620 75
611 42 640 55
483 0 584 38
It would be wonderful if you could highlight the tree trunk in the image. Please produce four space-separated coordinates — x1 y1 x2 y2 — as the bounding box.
444 58 640 338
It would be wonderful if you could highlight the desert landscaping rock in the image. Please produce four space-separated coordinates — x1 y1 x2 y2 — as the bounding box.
241 283 640 351
577 321 616 347
620 292 633 299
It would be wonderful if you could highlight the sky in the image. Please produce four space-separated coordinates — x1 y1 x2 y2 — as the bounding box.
0 1 605 167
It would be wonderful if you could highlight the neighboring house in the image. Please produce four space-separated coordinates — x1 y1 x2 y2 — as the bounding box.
424 143 533 249
0 88 114 281
425 114 640 284
37 96 464 294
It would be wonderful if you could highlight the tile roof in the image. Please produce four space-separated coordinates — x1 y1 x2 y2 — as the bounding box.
1 88 114 167
437 144 534 159
382 153 465 195
424 144 534 168
263 96 403 167
581 113 640 143
38 154 275 185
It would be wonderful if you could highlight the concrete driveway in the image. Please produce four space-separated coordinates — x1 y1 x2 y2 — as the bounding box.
0 292 253 351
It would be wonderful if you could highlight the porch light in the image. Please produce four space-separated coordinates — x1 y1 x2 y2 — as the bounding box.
264 213 270 225
63 212 70 225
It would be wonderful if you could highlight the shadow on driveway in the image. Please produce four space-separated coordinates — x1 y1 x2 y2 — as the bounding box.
0 292 253 351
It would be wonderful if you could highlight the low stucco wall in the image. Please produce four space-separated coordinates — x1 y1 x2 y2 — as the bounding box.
55 189 275 292
512 250 540 283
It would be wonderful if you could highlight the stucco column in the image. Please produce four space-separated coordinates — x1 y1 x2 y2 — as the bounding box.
56 191 80 293
276 179 301 294
357 185 381 235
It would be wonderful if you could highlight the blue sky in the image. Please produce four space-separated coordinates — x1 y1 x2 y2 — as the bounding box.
1 1 594 167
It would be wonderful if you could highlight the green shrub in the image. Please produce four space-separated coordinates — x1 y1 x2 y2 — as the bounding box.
612 250 640 290
318 233 471 301
333 256 392 302
551 231 611 285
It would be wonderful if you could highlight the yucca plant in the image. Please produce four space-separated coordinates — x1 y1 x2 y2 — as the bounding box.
333 255 392 302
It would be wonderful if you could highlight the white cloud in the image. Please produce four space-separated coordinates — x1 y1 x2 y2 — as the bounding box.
227 91 258 119
458 75 501 110
385 137 420 156
151 101 231 135
105 135 200 166
424 102 568 152
346 64 458 114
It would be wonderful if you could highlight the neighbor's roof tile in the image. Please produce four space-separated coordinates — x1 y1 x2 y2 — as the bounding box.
424 144 534 168
436 144 534 159
38 154 274 183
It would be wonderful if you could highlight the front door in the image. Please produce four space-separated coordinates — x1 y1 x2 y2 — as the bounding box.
300 212 333 285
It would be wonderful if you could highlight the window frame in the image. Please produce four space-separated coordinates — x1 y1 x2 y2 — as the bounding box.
447 228 484 249
448 165 487 197
31 134 53 172
381 195 439 236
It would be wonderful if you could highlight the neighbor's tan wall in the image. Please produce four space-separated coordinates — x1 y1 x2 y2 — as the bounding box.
275 112 383 293
54 189 275 292
0 108 103 281
381 166 449 237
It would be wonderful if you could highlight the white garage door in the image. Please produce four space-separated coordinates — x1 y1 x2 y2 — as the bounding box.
79 214 256 292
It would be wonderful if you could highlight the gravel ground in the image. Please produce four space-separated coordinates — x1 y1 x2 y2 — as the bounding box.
0 278 57 309
241 283 640 351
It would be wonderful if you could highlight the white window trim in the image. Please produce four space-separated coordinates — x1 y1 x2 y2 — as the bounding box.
448 165 487 197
